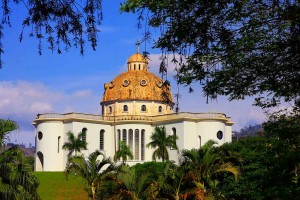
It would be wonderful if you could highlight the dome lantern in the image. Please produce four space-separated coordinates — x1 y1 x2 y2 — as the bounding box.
127 42 148 71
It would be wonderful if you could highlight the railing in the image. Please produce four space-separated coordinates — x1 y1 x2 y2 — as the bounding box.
36 113 104 120
35 112 228 122
152 112 227 121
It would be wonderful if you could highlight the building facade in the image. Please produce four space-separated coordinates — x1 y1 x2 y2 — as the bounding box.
33 52 234 171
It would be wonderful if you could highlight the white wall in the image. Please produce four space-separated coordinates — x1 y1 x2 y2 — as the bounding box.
197 120 227 146
35 116 233 171
35 121 64 171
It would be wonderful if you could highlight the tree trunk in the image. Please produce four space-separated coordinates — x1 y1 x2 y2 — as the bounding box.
92 182 96 200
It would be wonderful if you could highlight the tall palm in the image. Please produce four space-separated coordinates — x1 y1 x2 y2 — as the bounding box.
65 150 115 200
62 131 87 156
114 141 133 164
180 140 240 199
147 126 178 163
0 119 18 147
0 145 40 199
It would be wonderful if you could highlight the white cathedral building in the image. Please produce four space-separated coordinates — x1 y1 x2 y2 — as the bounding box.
33 52 234 171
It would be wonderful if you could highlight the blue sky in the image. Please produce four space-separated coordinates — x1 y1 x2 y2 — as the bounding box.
0 1 267 146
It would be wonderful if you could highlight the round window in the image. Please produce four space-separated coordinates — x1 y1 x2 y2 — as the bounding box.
109 82 114 88
157 81 163 88
123 79 130 87
140 79 147 86
217 131 223 140
38 131 43 140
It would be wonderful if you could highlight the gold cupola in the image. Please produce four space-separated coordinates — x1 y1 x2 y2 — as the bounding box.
101 48 174 117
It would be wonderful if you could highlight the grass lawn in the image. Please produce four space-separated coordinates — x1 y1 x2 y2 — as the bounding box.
35 172 89 200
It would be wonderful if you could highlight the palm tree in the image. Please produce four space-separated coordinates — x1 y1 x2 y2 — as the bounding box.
180 140 241 199
154 162 187 200
114 141 133 164
62 131 87 156
0 119 18 147
0 119 39 199
65 150 115 200
113 165 151 200
147 126 178 163
0 145 40 199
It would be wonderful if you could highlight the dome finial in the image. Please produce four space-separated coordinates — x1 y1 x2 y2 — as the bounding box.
135 41 140 53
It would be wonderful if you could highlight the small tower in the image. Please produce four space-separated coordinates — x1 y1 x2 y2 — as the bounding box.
127 44 148 71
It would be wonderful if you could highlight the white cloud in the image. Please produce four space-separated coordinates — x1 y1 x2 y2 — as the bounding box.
30 102 53 112
249 109 267 123
0 81 101 146
72 90 93 98
0 81 63 115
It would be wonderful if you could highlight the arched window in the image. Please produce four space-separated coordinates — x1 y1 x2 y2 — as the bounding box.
36 151 44 171
139 64 141 70
129 129 133 160
171 127 177 149
134 64 136 70
141 129 145 161
129 129 133 150
82 128 87 142
198 135 202 148
141 105 146 112
123 105 128 112
58 136 61 153
117 129 121 151
135 129 139 160
122 129 127 144
109 106 112 113
158 106 162 113
100 129 105 150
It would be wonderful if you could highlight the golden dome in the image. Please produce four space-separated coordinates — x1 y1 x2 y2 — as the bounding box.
127 53 148 64
102 70 173 103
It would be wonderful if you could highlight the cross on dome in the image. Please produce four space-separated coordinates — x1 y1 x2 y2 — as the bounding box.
135 41 140 53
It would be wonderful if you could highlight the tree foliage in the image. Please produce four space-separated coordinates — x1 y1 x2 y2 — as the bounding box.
62 131 87 156
234 123 263 138
0 0 103 68
114 140 134 164
0 119 18 147
114 165 151 200
65 150 115 200
121 0 300 108
220 107 300 200
0 146 40 199
180 140 241 199
147 126 178 163
0 119 39 199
